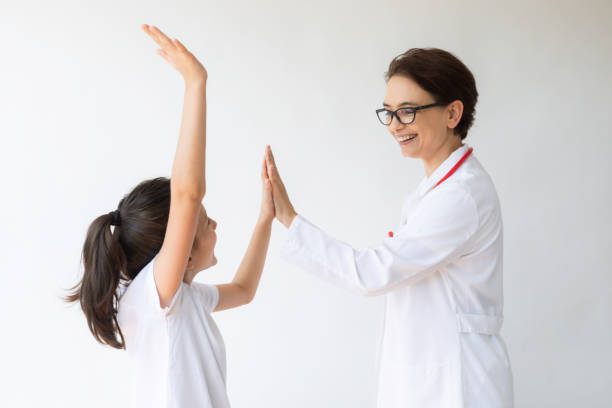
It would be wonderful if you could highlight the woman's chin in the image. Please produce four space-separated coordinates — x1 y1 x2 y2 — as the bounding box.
400 145 420 158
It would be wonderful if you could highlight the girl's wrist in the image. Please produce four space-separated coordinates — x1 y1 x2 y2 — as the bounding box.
185 77 207 89
257 213 274 226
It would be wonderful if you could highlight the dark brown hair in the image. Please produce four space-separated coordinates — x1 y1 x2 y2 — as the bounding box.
66 177 171 349
385 48 478 140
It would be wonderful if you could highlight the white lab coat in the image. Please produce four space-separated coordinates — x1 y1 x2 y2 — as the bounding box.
280 144 514 407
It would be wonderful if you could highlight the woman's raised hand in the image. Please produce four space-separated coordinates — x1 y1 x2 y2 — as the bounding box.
141 24 207 85
265 146 297 228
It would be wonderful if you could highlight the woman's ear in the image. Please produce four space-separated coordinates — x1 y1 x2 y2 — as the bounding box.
446 100 464 130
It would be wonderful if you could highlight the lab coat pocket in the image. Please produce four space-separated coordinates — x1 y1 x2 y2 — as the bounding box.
458 331 514 407
380 361 455 408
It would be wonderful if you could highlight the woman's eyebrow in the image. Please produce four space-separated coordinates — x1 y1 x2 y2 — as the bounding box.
383 101 418 107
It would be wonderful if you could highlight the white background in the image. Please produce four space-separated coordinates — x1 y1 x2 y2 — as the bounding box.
1 0 611 406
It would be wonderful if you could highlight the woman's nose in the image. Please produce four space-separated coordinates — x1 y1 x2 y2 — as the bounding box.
212 219 217 230
388 117 405 133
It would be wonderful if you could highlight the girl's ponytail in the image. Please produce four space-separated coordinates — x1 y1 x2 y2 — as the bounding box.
67 177 172 349
67 211 128 349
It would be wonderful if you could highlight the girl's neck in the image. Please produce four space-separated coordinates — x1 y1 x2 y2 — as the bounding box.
423 136 464 178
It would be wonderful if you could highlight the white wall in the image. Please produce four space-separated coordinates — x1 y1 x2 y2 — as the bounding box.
1 0 611 406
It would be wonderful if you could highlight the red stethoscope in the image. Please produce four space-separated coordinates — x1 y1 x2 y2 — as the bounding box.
388 147 473 238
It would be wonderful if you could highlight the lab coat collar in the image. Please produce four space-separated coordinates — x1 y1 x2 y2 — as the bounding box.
416 143 471 197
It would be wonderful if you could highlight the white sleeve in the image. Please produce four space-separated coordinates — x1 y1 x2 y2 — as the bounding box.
280 185 479 297
192 282 220 313
145 255 183 316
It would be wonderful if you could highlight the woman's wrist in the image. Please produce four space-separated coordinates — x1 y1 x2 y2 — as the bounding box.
282 210 297 229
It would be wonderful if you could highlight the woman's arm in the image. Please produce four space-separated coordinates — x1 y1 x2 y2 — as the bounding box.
265 146 480 297
214 154 275 311
141 25 209 308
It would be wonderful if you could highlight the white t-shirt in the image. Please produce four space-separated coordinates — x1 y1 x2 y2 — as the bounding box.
117 255 230 408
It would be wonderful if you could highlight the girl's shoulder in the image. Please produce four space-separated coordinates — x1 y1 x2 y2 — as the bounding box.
186 281 219 314
119 255 184 317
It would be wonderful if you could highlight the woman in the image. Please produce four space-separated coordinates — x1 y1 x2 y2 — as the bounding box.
67 25 274 407
264 48 514 407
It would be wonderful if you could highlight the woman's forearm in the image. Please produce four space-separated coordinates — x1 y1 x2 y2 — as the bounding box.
171 80 207 198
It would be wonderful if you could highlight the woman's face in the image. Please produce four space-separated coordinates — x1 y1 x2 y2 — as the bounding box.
187 204 217 275
383 75 458 161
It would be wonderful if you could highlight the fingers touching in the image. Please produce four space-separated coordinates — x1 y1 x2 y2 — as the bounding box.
265 146 280 184
261 155 269 183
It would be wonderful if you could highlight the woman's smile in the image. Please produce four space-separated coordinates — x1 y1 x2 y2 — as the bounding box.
395 133 418 145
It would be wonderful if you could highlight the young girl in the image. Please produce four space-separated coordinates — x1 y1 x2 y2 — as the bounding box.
66 25 274 408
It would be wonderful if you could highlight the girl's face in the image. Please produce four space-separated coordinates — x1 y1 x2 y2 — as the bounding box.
186 204 217 276
383 75 459 161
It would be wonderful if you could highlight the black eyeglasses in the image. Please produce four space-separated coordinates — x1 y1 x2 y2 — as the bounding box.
375 103 443 125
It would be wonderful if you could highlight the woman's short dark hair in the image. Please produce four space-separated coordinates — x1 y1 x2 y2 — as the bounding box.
385 48 478 140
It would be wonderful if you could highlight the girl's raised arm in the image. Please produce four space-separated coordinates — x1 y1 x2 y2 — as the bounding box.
141 24 208 308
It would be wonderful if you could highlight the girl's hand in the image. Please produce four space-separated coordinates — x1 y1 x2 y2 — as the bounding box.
141 24 207 85
265 145 297 228
259 151 275 224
